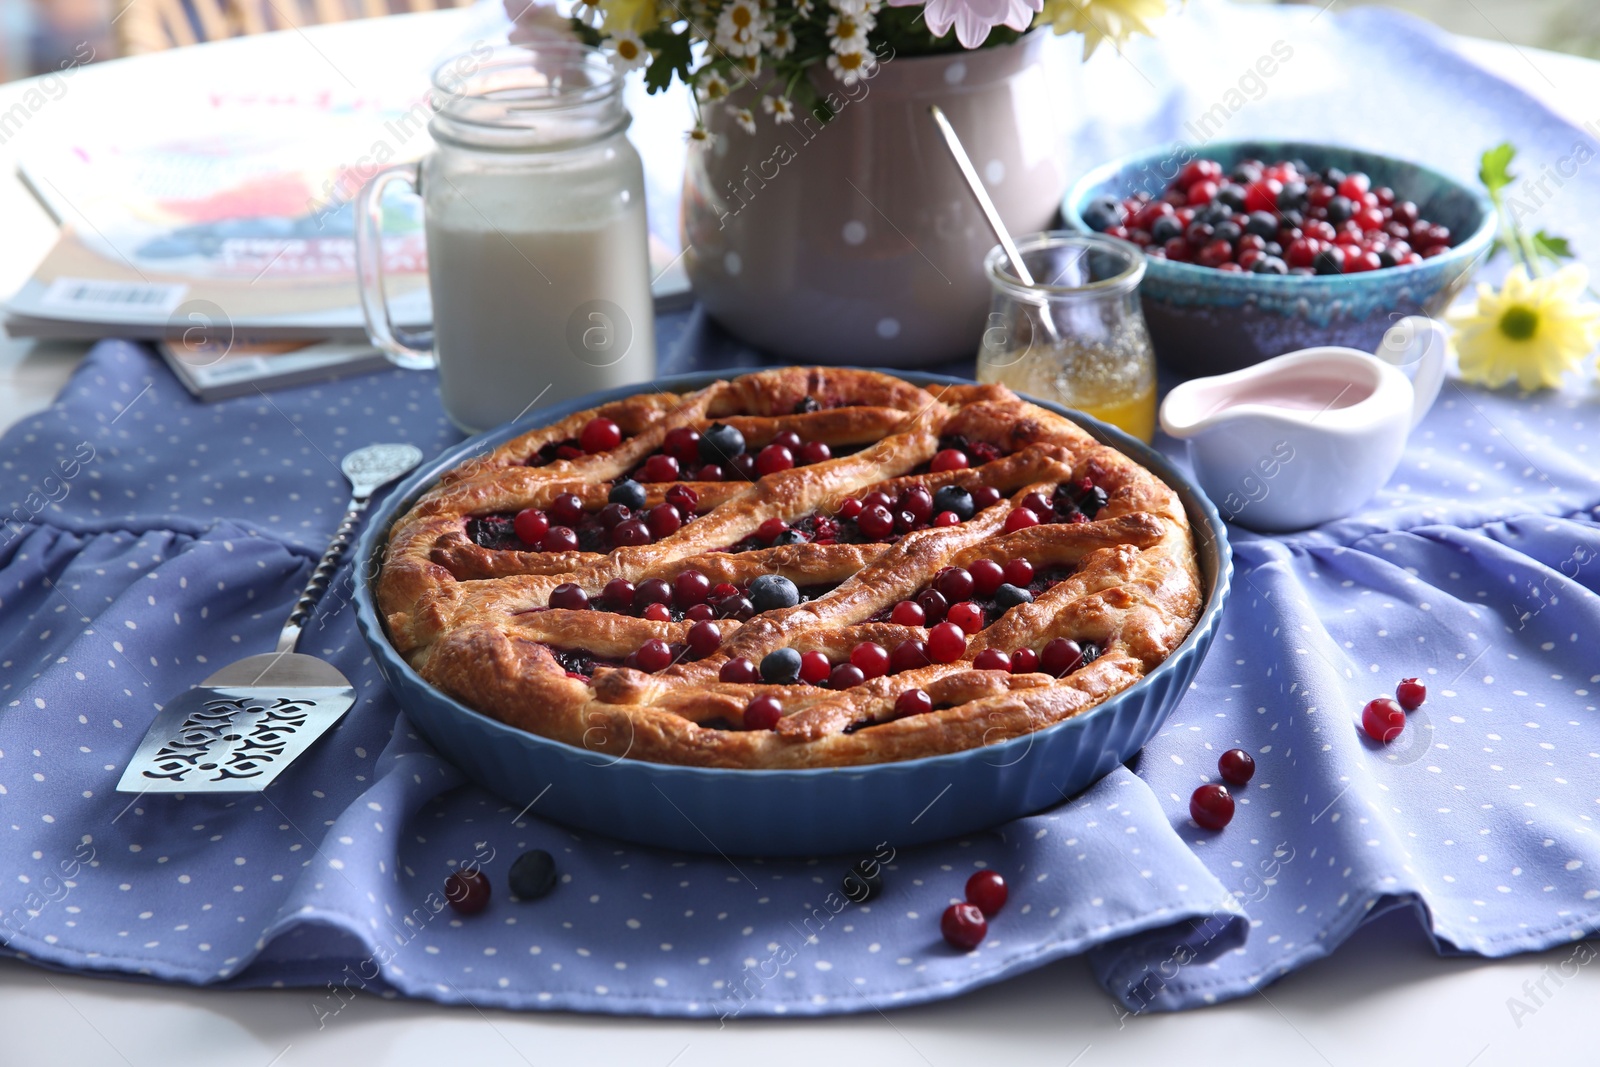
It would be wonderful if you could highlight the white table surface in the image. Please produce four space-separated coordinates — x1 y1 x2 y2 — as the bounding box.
3 10 1600 1066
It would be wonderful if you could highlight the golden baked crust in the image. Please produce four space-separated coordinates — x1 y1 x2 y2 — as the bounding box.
377 368 1200 769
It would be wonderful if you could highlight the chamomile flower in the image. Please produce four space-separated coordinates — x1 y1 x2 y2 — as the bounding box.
697 69 730 102
687 124 712 144
760 94 796 123
826 47 875 84
729 106 758 134
733 53 762 79
765 22 796 56
605 30 650 71
827 9 874 49
1448 264 1600 390
715 0 765 56
795 0 814 15
830 0 877 15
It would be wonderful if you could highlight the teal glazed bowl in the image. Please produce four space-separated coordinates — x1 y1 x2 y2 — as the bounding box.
1063 140 1495 377
354 371 1231 857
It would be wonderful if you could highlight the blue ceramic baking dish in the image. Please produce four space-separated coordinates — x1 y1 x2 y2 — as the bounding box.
353 371 1232 857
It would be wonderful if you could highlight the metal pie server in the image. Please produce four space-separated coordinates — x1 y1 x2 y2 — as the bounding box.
117 443 423 794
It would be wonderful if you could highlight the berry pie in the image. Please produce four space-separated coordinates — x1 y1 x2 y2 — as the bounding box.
377 368 1200 768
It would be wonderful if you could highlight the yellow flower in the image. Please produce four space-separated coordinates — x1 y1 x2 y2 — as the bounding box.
1448 264 1600 391
598 0 659 35
1037 0 1167 57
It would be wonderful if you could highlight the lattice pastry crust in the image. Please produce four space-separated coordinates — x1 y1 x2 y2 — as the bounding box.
377 368 1200 768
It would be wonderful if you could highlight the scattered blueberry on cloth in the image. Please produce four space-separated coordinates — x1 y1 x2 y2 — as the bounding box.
4 1 1600 1017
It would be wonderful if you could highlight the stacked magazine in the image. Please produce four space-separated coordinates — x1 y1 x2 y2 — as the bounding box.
5 78 691 400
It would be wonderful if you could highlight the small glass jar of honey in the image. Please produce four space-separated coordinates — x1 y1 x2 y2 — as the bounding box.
975 232 1156 442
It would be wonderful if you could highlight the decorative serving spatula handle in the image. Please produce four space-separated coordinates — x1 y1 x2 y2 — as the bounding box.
276 495 368 653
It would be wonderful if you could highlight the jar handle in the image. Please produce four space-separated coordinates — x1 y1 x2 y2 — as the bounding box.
355 162 436 370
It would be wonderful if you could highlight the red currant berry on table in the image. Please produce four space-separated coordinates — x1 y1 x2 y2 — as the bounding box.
549 583 588 611
1396 677 1426 710
890 639 931 674
513 508 549 546
851 641 890 679
947 602 985 635
640 454 679 482
829 663 865 690
1003 508 1040 533
580 417 622 453
941 902 988 951
720 657 760 684
635 639 674 673
444 867 491 915
890 600 926 627
687 620 722 658
744 695 782 730
969 559 1005 596
927 621 968 663
1361 697 1406 743
756 444 794 476
931 448 970 472
895 687 933 718
662 426 700 464
1190 784 1234 830
965 870 1008 916
1218 748 1255 786
800 441 831 464
799 650 832 685
541 526 579 553
972 648 1011 672
1010 648 1039 674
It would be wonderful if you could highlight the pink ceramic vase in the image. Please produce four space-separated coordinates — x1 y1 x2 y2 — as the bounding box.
681 32 1067 364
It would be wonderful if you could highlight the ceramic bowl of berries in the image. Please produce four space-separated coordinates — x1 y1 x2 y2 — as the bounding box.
355 368 1231 856
1063 140 1496 377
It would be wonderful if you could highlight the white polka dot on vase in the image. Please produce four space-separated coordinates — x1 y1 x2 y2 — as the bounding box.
841 220 867 246
876 318 900 339
985 160 1005 185
943 61 966 85
723 252 742 276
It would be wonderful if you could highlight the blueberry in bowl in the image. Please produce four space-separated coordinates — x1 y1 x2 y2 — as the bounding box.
1063 140 1495 377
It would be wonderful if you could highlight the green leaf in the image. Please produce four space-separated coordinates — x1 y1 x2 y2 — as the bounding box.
1531 230 1574 260
568 18 602 48
641 26 693 94
1479 142 1516 196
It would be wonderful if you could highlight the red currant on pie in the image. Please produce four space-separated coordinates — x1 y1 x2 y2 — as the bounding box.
549 583 588 610
513 508 549 546
580 417 622 453
687 620 722 658
972 648 1010 671
1003 508 1040 533
1002 559 1034 586
969 559 1004 596
890 600 925 627
946 602 984 635
663 426 700 464
541 527 579 553
744 695 782 730
926 622 967 663
1010 648 1039 674
850 641 890 678
640 454 679 482
894 688 933 718
756 444 795 475
931 448 969 472
890 639 930 673
828 663 865 690
720 657 759 683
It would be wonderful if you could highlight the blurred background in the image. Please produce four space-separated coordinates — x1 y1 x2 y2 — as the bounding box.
1 0 1599 83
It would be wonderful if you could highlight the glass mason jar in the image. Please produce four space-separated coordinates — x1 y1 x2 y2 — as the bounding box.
356 43 655 433
975 232 1156 442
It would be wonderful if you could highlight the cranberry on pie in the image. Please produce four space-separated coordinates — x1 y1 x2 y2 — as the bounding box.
377 368 1200 768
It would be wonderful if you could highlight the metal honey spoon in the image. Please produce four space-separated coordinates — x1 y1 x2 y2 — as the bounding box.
928 104 1064 347
117 443 423 794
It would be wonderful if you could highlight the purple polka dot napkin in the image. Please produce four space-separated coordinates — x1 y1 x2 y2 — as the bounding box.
3 1 1600 1017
